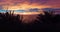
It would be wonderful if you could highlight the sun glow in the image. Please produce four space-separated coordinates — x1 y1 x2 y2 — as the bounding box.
2 4 48 15
14 12 44 15
3 3 51 10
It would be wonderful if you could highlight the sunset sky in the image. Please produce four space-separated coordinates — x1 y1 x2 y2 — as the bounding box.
0 0 60 9
0 0 60 13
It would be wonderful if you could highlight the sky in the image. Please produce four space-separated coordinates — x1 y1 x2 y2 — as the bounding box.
0 0 60 13
0 0 60 9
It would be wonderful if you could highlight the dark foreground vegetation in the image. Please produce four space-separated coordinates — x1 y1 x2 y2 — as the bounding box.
0 12 60 31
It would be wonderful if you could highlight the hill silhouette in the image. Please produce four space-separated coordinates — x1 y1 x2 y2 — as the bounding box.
0 11 60 31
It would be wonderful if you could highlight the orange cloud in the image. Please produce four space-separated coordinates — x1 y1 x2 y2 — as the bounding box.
0 0 60 10
3 3 51 10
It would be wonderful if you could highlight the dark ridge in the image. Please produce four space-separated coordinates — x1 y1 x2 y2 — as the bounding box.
0 11 60 31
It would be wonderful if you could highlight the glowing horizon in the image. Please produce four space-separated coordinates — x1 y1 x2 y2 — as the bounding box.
0 0 60 14
3 3 51 10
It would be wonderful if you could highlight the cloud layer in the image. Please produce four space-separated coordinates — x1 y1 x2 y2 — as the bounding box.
0 0 60 10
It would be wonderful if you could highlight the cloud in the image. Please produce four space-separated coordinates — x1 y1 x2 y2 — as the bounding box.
0 0 60 10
